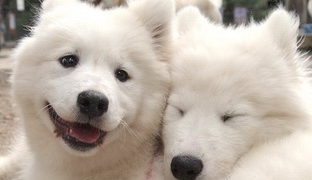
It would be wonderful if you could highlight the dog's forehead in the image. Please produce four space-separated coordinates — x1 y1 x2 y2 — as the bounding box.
172 26 287 92
40 8 135 34
33 8 150 57
171 50 279 103
171 52 294 115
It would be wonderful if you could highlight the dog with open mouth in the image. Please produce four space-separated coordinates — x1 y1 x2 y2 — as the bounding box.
0 0 173 179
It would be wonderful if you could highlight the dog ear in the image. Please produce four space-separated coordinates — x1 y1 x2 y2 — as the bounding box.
263 8 299 55
176 6 208 34
129 0 175 60
42 0 79 12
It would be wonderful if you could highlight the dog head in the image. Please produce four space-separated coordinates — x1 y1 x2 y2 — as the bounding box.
13 0 173 156
164 7 310 180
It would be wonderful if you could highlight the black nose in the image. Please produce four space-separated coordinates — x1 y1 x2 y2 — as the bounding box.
171 155 203 180
77 90 109 118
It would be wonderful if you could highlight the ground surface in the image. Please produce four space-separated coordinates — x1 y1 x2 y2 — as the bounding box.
0 49 18 155
0 86 17 155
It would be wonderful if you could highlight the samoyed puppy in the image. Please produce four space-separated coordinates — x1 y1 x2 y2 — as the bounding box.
163 7 312 180
0 0 174 179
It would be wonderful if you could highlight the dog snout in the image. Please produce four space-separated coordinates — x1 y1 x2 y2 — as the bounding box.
171 155 203 180
77 90 109 118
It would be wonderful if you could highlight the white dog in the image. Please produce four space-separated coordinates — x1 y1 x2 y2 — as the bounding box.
0 0 174 179
163 7 312 180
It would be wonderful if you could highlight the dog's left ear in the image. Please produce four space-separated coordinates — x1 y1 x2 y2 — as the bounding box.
263 8 299 55
129 0 175 60
177 6 208 34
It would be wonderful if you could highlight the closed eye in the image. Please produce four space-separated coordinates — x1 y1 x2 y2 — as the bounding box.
169 105 185 117
222 114 233 122
221 113 245 122
178 108 184 116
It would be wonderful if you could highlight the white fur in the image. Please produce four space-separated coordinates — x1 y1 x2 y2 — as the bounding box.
175 0 222 22
163 7 312 180
1 0 174 179
309 0 312 17
0 135 26 180
94 0 222 23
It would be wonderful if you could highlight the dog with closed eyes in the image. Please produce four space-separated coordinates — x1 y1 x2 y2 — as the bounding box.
163 7 312 180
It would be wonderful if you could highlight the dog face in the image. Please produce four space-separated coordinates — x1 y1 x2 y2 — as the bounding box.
164 8 307 180
13 0 173 155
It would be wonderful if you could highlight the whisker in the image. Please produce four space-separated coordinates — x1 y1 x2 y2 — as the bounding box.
120 120 144 142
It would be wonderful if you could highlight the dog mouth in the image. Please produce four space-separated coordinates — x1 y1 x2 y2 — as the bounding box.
46 103 106 151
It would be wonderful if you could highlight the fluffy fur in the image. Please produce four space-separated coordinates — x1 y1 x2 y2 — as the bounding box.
0 0 174 179
92 0 222 23
175 0 222 22
163 7 312 180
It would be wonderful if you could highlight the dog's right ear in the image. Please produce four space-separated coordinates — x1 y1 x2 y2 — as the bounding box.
129 0 175 60
42 0 78 11
177 6 207 34
263 8 299 56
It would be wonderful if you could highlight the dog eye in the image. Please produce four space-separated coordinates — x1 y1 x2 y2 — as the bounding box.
221 114 233 122
171 105 184 117
178 108 184 116
167 105 185 119
59 55 79 68
115 68 130 82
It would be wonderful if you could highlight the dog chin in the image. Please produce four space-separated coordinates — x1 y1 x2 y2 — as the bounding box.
58 138 103 157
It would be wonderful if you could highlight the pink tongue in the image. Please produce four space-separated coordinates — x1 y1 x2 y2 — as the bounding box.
68 124 101 144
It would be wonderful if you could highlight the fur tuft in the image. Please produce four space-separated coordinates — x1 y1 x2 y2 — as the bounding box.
176 6 208 34
130 0 175 60
264 8 299 54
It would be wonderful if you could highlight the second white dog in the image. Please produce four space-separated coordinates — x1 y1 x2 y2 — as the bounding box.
164 7 312 180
